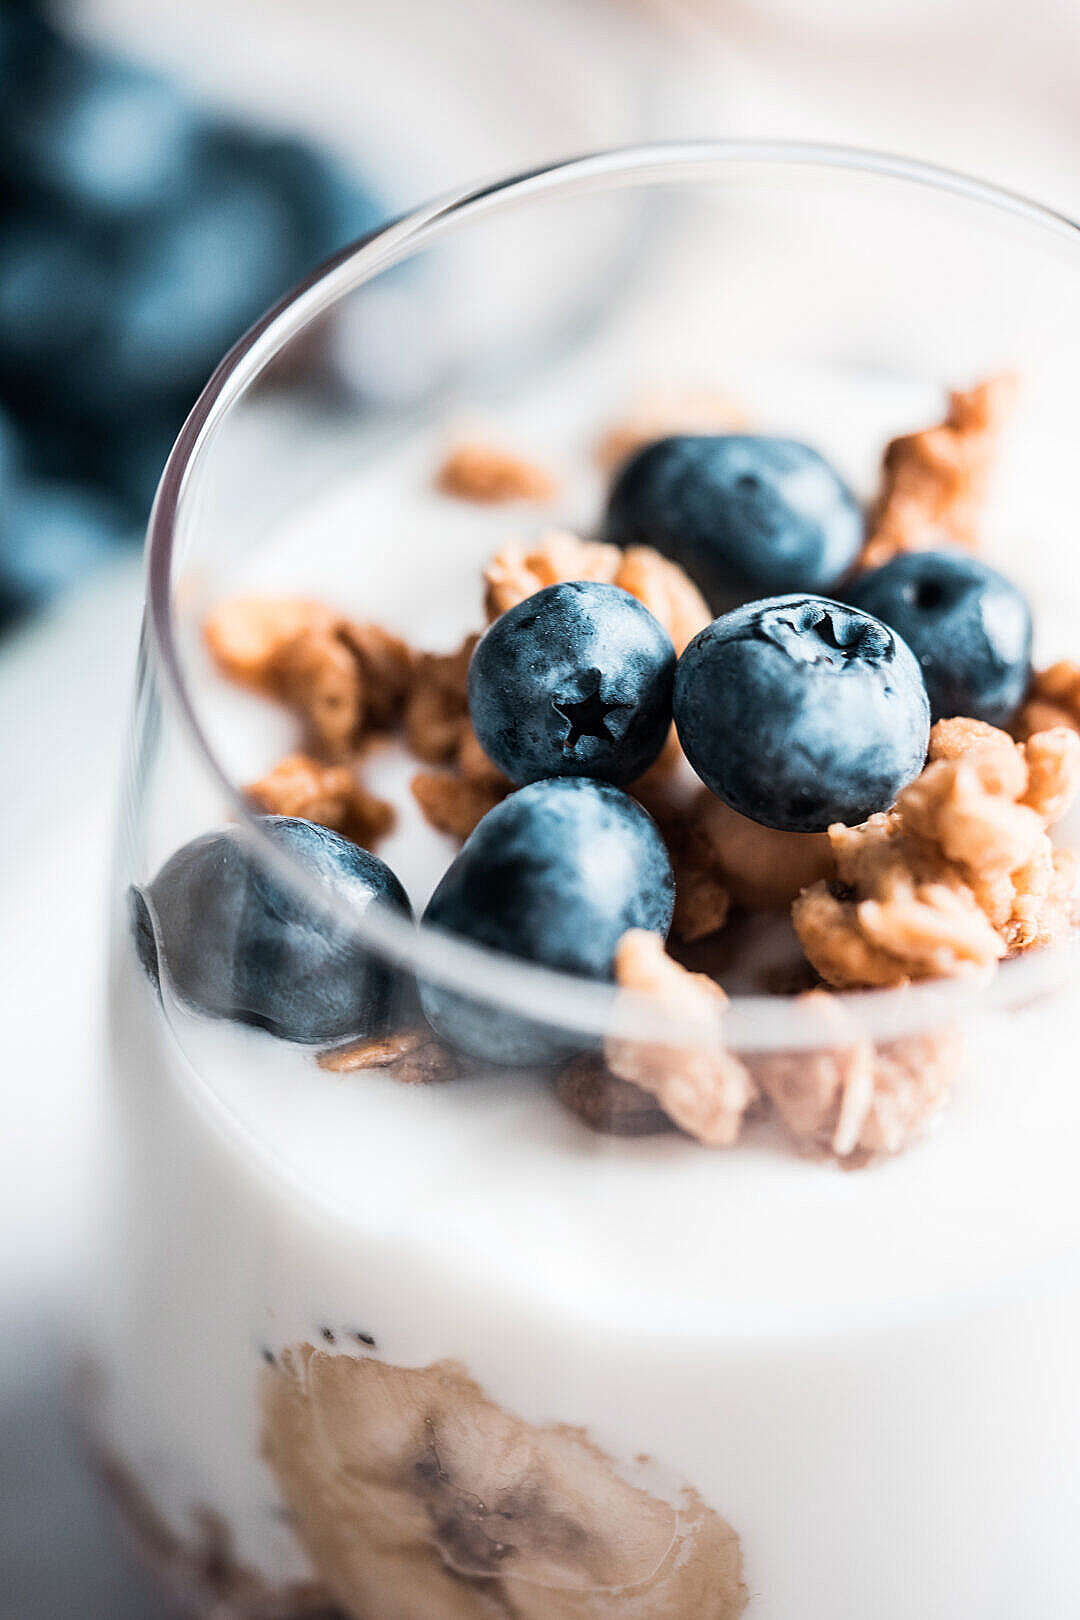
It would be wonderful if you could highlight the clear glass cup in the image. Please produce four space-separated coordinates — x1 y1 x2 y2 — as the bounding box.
94 143 1080 1620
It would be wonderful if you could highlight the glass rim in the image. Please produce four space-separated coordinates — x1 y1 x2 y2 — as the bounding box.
143 138 1080 1051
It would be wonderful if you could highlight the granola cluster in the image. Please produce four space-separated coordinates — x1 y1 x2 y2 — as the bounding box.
401 635 478 764
793 719 1080 989
860 374 1018 570
1014 661 1080 742
402 635 515 839
604 931 758 1146
747 1005 960 1159
612 544 713 657
203 596 334 692
410 767 507 842
204 597 414 759
484 531 711 654
436 441 557 504
484 530 620 619
556 1051 675 1137
670 791 832 939
246 753 394 847
577 934 957 1160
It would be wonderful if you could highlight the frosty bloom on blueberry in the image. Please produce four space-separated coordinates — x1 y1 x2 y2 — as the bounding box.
604 434 863 608
132 815 411 1044
467 580 675 786
674 595 931 832
420 777 674 1065
846 550 1033 727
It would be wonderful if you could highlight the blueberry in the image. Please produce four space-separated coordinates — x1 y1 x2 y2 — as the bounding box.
420 778 674 1064
604 435 864 608
0 401 22 497
110 198 290 402
1 397 110 490
106 410 183 517
468 582 675 786
0 213 114 393
0 5 62 106
93 122 381 414
94 125 311 412
226 128 383 262
674 595 930 831
132 816 412 1044
1 42 198 216
0 478 131 624
845 551 1032 727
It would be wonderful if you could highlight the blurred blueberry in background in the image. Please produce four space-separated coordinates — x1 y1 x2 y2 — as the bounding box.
2 38 199 217
0 477 129 624
101 153 300 408
0 400 21 496
0 213 115 402
0 0 383 628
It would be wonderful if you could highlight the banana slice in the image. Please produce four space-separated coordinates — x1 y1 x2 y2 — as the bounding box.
262 1348 745 1620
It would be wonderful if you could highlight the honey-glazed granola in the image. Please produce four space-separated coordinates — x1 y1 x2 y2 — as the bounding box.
205 597 414 758
555 1052 675 1137
599 941 962 1161
271 624 368 759
457 720 512 789
671 856 732 945
483 531 622 620
746 991 962 1160
203 596 338 693
408 719 513 843
611 546 712 656
673 791 832 928
793 720 1080 988
410 770 506 842
246 753 395 847
1014 661 1080 741
484 532 710 654
859 374 1018 570
436 441 558 503
336 622 416 732
402 634 479 764
605 930 758 1146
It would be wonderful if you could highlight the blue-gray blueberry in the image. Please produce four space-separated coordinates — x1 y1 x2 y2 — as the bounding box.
605 434 863 607
0 478 130 625
468 581 675 786
846 550 1032 727
2 45 198 216
674 594 930 832
132 816 411 1044
420 778 674 1064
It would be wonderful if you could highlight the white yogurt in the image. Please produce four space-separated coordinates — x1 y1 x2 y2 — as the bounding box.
95 351 1080 1619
